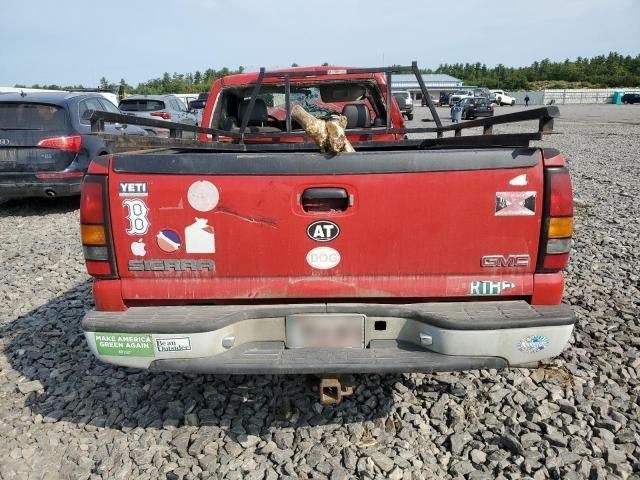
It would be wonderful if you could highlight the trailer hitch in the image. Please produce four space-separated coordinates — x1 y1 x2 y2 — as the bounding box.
319 376 354 405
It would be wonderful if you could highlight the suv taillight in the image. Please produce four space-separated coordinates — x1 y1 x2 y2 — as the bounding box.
537 167 573 272
150 111 171 120
80 175 117 278
37 135 82 152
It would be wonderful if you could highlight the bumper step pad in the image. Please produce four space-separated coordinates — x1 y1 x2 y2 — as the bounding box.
149 340 507 375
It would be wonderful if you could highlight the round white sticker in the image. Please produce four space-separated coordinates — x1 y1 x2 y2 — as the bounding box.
187 181 219 212
306 247 341 270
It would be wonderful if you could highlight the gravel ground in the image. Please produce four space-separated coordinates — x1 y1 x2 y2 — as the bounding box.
1 104 639 480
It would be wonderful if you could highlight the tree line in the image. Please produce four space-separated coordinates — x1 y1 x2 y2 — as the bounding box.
14 53 640 93
425 52 640 90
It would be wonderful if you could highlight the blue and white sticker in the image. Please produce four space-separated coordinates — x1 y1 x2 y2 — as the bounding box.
517 335 549 354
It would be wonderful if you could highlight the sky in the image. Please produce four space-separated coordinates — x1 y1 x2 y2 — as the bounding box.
0 0 638 87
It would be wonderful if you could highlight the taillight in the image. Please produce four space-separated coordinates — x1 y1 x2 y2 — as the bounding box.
150 111 171 120
538 166 573 272
80 175 117 278
37 135 82 152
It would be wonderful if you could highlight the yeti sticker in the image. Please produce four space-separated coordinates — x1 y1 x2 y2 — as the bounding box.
123 199 150 235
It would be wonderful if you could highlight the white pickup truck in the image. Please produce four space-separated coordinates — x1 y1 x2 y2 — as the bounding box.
490 90 516 106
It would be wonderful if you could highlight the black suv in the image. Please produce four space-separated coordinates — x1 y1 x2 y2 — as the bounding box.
0 91 146 198
622 93 640 104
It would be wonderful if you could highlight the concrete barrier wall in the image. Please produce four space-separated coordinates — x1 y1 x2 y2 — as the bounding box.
507 88 640 105
510 91 545 106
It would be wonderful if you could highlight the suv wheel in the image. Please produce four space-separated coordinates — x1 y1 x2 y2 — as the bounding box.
407 113 414 121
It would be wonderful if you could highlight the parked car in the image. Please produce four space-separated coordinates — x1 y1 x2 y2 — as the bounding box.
490 90 516 106
458 97 494 120
449 90 474 106
473 87 491 99
421 94 441 107
0 91 146 199
393 91 413 120
439 92 450 106
188 93 209 125
118 95 198 137
622 93 640 104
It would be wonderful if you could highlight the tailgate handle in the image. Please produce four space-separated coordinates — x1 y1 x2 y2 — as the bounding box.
301 187 350 212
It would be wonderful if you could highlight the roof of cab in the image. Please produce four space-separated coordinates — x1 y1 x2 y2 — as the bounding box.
219 66 380 87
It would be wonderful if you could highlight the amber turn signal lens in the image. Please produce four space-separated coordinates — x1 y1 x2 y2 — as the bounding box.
548 217 573 238
81 224 106 245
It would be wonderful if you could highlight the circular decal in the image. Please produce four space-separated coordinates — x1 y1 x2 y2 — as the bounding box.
156 229 181 253
306 247 341 270
307 220 340 242
517 335 549 354
188 181 219 212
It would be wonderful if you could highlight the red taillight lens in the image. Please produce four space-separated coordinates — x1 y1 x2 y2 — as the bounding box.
538 167 573 273
80 177 105 224
548 172 573 216
81 175 116 278
150 111 171 120
37 135 82 152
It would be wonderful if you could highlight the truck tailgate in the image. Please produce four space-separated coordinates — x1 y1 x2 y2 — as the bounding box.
108 148 543 302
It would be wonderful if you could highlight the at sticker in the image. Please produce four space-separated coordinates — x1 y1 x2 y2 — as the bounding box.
185 218 215 253
156 229 181 253
495 191 536 216
130 239 147 257
123 199 150 235
517 335 549 353
95 333 154 357
156 337 192 353
307 247 341 270
188 181 219 212
469 281 514 296
307 220 340 242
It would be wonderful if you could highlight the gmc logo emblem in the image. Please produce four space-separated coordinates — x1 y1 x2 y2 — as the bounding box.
481 255 530 267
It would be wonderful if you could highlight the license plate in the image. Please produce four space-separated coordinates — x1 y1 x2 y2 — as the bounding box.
286 314 365 349
0 149 18 168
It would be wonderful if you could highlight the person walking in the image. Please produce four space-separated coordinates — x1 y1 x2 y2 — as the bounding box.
524 94 530 107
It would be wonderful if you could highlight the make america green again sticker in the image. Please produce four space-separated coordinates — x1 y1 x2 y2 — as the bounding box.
94 332 155 357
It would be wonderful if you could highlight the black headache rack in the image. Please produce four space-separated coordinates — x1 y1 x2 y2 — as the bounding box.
89 61 559 153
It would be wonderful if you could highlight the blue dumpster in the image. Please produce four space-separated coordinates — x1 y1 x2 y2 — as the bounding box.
612 91 624 105
451 104 463 122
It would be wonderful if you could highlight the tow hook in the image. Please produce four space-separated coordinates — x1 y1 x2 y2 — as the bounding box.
319 375 354 405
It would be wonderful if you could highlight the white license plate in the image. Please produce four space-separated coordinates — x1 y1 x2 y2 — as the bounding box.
286 314 365 349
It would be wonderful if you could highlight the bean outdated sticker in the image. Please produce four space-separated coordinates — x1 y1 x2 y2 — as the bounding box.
307 220 340 242
95 332 154 357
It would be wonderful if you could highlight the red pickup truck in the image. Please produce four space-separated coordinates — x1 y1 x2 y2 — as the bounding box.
80 65 574 382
